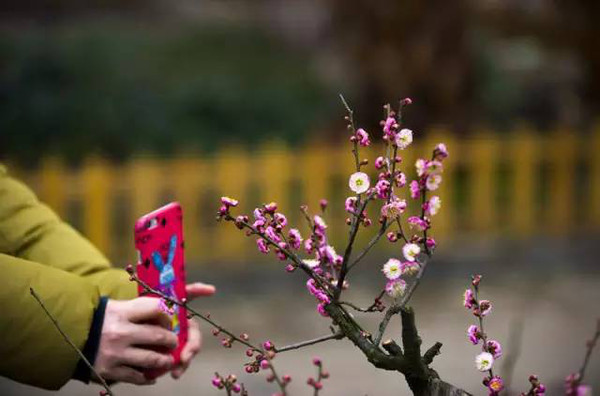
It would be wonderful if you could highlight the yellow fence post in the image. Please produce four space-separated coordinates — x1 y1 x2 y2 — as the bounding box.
424 127 454 240
171 157 206 265
82 157 112 256
546 128 576 233
590 124 600 228
468 130 497 234
300 143 329 225
39 157 67 218
213 146 250 262
510 125 538 236
257 142 291 215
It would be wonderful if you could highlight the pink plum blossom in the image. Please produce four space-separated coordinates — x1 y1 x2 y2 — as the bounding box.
345 196 357 213
264 202 278 213
374 156 386 169
383 116 396 135
434 143 449 160
374 179 391 199
265 226 281 243
467 325 480 345
395 172 407 187
288 228 302 249
478 300 492 317
221 196 239 208
401 261 420 276
356 128 370 147
463 289 475 309
257 238 269 254
274 213 287 228
410 180 421 199
381 198 407 219
304 238 315 254
385 279 407 298
408 216 429 231
487 376 504 394
314 215 327 231
486 340 502 359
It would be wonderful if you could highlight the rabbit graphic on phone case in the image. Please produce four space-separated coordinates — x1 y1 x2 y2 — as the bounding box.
151 234 180 334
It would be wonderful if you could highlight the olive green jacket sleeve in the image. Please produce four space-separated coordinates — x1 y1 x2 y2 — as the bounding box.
0 165 136 389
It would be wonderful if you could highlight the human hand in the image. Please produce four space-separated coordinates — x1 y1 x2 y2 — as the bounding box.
171 282 216 379
94 297 178 385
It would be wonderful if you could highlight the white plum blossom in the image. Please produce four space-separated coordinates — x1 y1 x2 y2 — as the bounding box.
403 243 421 262
415 159 427 177
395 128 413 149
475 352 494 372
302 259 320 269
382 258 402 280
426 174 442 191
349 172 370 194
427 196 441 216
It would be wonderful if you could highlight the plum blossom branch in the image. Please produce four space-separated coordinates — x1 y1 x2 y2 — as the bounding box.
565 318 600 395
30 288 114 396
127 269 290 395
274 332 344 353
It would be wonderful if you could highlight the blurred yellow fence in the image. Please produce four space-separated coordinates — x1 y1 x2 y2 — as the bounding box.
8 126 600 264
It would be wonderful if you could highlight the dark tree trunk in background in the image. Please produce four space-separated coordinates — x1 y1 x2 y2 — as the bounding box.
328 0 475 132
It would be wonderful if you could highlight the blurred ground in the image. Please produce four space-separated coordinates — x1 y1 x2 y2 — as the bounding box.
1 236 599 395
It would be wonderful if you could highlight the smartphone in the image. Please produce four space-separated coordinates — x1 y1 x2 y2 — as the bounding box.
134 202 188 371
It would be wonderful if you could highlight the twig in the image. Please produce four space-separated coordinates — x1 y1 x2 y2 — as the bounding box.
30 288 114 396
274 332 344 353
335 193 374 300
578 318 600 383
347 220 392 271
339 290 386 313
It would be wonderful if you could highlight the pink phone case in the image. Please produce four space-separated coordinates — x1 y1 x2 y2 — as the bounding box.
134 202 188 370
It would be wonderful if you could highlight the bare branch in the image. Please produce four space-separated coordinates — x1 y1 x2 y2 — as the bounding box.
423 342 443 365
274 332 344 353
30 288 114 396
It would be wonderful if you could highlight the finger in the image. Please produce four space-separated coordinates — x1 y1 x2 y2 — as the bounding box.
171 320 201 379
130 323 178 350
108 366 155 385
126 297 171 328
185 283 216 300
121 347 174 370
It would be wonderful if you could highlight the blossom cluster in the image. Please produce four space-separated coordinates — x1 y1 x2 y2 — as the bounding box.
211 373 246 395
463 275 506 395
564 373 591 396
306 357 329 394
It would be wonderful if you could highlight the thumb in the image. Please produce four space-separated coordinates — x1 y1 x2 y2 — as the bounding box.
185 283 216 301
126 297 171 328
